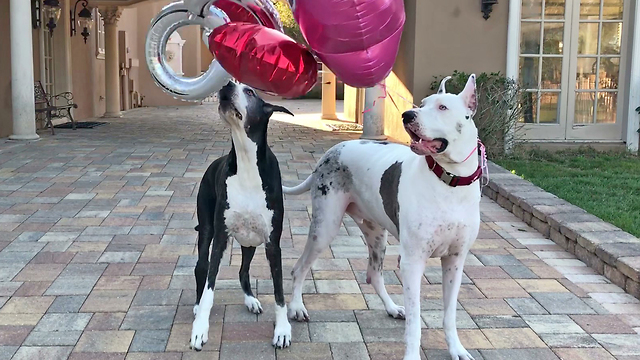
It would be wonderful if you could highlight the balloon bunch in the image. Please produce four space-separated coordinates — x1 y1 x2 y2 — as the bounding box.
145 0 405 101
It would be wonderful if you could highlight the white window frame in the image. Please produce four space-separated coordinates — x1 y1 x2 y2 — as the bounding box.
95 9 105 59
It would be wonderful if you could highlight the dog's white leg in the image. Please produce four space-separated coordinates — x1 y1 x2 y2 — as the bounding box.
357 219 404 319
289 194 348 321
190 280 212 351
441 251 474 360
273 303 292 347
400 246 426 360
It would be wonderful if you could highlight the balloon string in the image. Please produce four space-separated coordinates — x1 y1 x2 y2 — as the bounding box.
361 82 418 115
361 82 388 114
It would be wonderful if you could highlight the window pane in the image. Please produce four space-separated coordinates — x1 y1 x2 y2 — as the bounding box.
580 0 600 19
539 92 559 123
520 91 538 123
522 0 543 19
599 57 619 89
543 22 564 54
521 23 541 54
602 0 623 20
576 57 597 89
574 92 595 124
578 23 599 54
520 57 540 89
601 22 622 54
544 0 565 19
542 57 562 89
596 92 617 123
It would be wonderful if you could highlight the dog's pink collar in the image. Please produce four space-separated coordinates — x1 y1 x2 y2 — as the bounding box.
425 139 485 187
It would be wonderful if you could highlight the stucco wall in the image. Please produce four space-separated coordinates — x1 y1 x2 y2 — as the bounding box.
71 15 104 121
383 0 509 142
411 1 509 99
201 40 214 74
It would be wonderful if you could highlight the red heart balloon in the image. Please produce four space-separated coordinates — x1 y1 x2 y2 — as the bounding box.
209 23 318 98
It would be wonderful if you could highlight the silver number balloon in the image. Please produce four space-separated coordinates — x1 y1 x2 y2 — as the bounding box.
145 1 230 102
145 0 284 102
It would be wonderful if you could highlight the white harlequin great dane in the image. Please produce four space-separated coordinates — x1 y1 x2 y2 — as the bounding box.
284 75 482 360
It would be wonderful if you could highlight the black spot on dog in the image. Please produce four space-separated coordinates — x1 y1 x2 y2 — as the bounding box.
365 220 376 231
317 184 329 195
360 140 390 145
456 123 463 134
371 252 379 264
380 161 402 233
465 115 470 120
312 235 318 241
312 145 353 196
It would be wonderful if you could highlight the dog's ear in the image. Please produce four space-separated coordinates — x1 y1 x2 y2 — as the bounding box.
264 103 294 117
437 76 452 94
458 74 477 116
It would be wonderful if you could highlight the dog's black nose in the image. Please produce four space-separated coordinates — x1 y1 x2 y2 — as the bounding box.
222 81 235 92
219 81 234 101
402 110 417 125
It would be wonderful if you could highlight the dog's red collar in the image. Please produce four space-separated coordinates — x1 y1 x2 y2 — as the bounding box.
425 140 484 187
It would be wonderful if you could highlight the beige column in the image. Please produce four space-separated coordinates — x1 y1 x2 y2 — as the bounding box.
100 6 123 118
9 0 39 140
321 64 338 120
361 85 387 140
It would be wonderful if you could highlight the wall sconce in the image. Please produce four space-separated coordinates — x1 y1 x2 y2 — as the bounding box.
481 0 498 20
32 0 42 29
43 0 62 35
71 0 94 43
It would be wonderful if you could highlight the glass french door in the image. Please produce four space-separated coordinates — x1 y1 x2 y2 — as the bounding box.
518 0 628 141
566 0 626 139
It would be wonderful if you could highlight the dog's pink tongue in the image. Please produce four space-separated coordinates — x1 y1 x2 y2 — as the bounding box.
412 139 442 154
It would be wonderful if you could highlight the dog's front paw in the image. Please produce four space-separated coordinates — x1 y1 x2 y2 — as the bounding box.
449 344 475 360
287 301 309 322
190 317 209 351
386 304 406 320
244 295 263 314
272 322 292 348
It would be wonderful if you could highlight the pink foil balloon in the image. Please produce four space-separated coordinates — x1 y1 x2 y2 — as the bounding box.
293 0 405 88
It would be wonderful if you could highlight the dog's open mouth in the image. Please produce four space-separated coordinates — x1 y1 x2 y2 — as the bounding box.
406 128 448 155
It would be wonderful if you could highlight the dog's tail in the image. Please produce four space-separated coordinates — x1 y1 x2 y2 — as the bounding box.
282 175 313 195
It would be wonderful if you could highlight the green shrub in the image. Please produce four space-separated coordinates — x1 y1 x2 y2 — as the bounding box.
272 1 307 46
430 71 530 158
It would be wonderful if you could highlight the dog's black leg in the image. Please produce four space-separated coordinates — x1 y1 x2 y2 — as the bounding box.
194 227 213 311
266 241 291 348
240 246 263 314
194 189 216 313
265 243 285 307
190 224 228 351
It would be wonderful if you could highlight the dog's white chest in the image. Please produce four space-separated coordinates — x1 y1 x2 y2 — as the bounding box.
224 167 273 248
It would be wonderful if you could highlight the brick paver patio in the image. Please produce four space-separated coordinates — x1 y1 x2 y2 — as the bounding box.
0 102 639 360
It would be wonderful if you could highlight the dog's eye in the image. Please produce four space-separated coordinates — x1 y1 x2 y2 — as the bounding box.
244 88 255 97
234 110 242 120
438 104 448 111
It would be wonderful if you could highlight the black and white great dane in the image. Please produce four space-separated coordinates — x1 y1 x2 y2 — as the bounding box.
190 81 294 350
284 75 482 360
